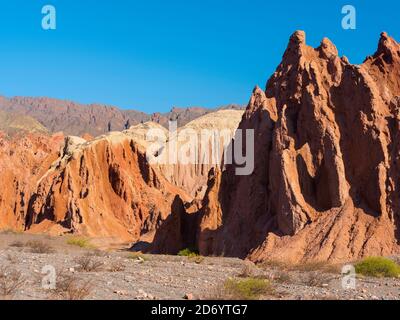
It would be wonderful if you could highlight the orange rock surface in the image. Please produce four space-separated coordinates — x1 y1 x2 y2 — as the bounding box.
0 132 64 231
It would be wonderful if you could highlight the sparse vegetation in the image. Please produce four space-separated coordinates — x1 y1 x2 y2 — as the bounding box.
289 261 340 274
108 261 126 272
51 273 92 300
26 240 54 254
238 263 256 278
74 255 103 272
222 277 274 300
355 257 400 278
66 237 93 249
178 248 200 258
9 241 24 248
274 271 292 284
260 260 340 274
128 252 148 262
260 259 289 270
0 265 26 299
303 271 333 288
189 255 205 264
85 249 107 257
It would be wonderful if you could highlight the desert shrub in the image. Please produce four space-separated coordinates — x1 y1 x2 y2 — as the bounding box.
189 256 205 264
9 241 24 248
303 271 333 288
178 248 200 258
66 237 93 249
51 273 92 300
355 257 400 278
274 271 292 284
0 266 26 299
26 240 54 254
223 278 274 300
128 253 148 262
259 260 289 270
86 249 107 257
238 263 257 278
107 261 126 272
74 255 103 272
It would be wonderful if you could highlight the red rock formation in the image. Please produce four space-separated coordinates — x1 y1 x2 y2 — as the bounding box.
0 132 63 231
195 31 400 263
25 129 191 242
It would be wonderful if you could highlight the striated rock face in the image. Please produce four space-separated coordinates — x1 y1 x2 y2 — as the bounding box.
0 132 64 231
25 126 191 242
193 31 400 263
156 110 244 198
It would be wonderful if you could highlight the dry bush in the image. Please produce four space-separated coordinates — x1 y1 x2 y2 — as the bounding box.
128 252 149 262
26 240 54 254
86 249 107 257
108 261 125 272
75 255 103 272
51 273 92 300
259 259 290 270
9 241 24 248
273 271 292 284
303 271 334 288
238 263 256 278
189 256 205 264
0 265 26 299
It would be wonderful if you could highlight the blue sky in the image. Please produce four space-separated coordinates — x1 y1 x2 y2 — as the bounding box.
0 0 398 113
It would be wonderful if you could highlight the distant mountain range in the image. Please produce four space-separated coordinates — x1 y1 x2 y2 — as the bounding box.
0 96 243 136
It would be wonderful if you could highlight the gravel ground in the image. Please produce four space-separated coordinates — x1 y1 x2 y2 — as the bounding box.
0 233 399 300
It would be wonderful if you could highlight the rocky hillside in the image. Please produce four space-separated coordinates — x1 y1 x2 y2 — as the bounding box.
154 31 400 264
0 109 48 135
0 96 243 136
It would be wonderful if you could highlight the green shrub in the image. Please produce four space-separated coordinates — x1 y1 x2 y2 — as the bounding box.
355 257 400 278
66 237 92 249
224 278 273 300
178 248 200 257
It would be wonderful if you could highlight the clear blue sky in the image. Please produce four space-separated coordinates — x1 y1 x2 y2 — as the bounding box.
0 0 398 113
